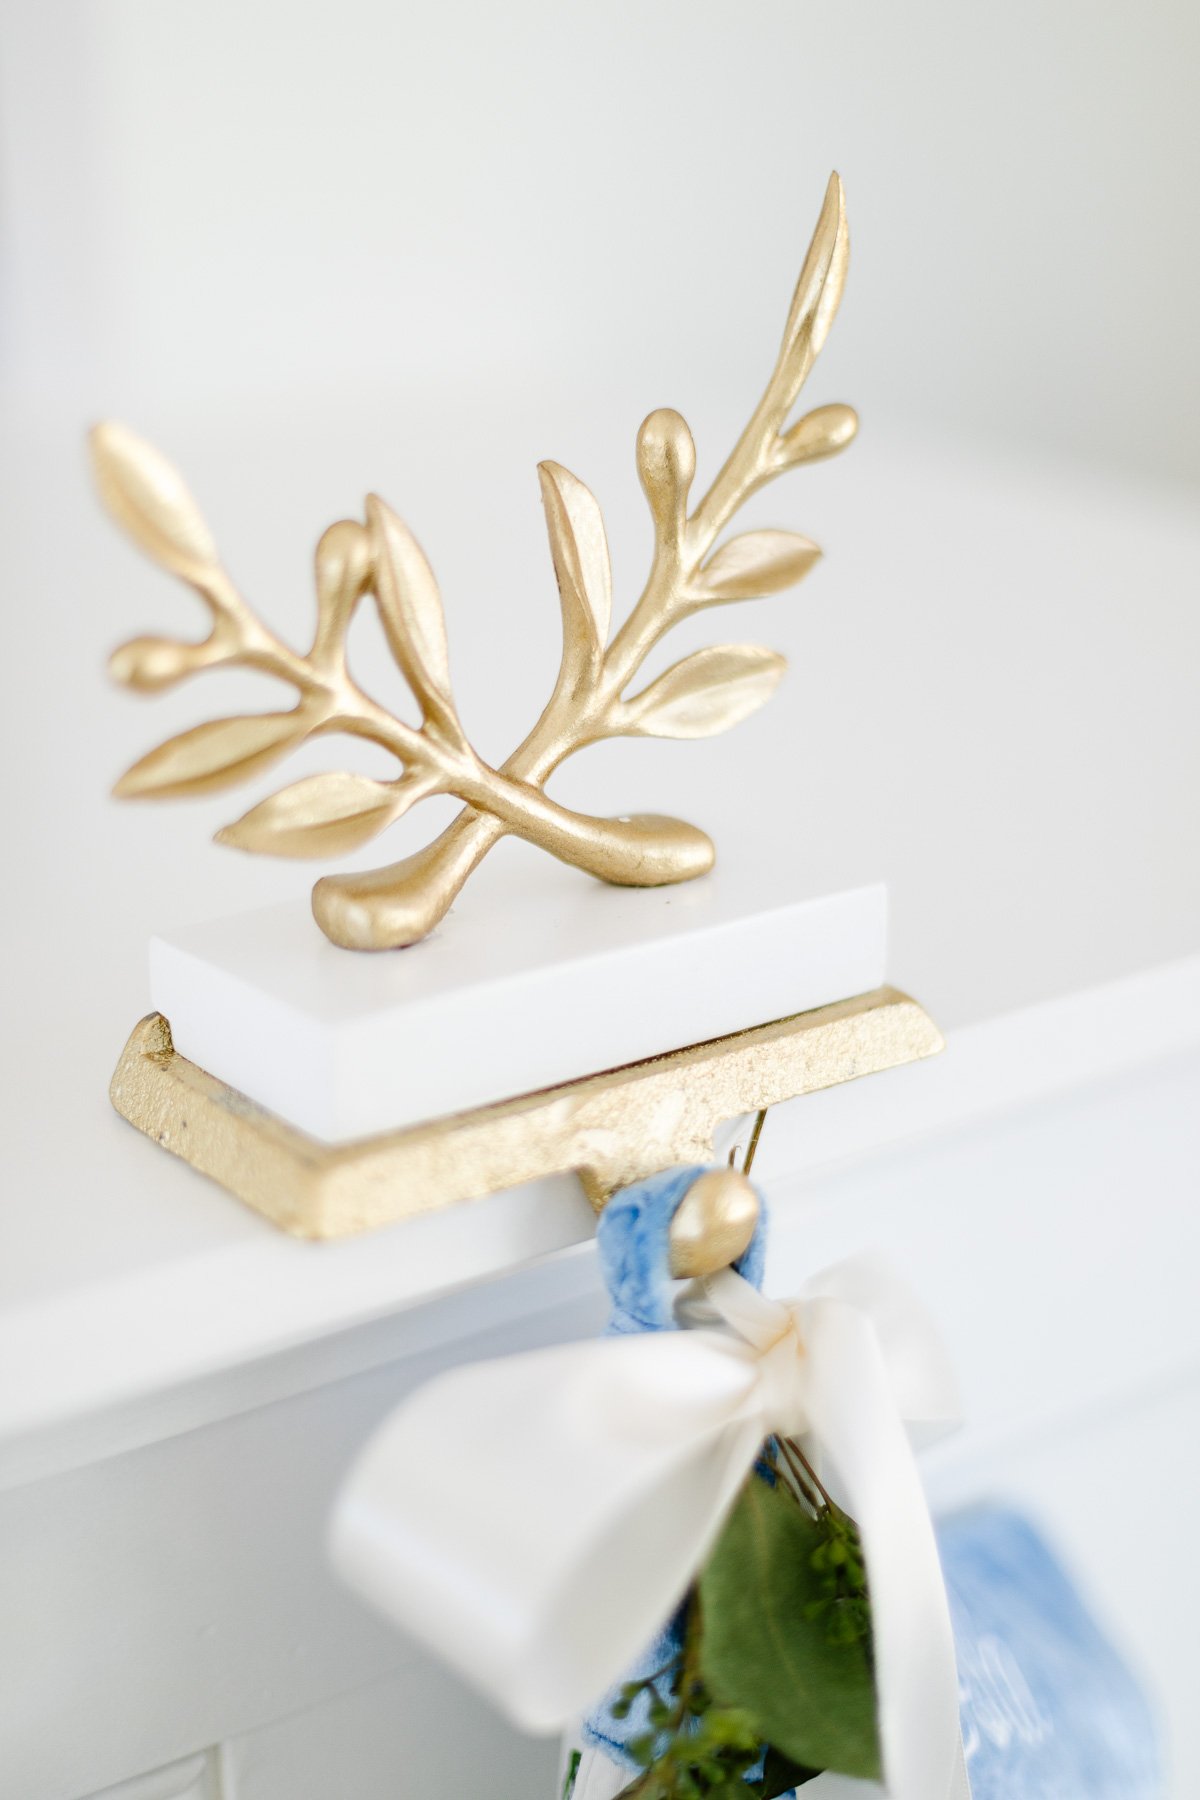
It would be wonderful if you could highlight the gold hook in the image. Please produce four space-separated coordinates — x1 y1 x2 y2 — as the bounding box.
668 1107 770 1279
729 1105 768 1176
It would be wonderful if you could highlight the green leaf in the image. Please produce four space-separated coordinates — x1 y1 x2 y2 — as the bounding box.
759 1745 822 1795
698 1479 881 1781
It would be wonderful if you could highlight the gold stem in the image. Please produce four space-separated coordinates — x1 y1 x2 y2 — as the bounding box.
686 385 783 554
454 766 715 886
313 357 789 944
100 177 850 950
210 578 430 770
212 608 712 904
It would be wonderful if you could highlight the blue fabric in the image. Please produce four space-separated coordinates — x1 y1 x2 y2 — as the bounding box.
580 1166 1163 1797
596 1162 767 1336
940 1505 1161 1797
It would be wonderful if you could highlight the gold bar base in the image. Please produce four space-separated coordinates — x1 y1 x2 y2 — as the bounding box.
109 988 943 1240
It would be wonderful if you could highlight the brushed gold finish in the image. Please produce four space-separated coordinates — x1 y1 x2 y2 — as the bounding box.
95 173 856 950
668 1169 761 1279
109 986 942 1240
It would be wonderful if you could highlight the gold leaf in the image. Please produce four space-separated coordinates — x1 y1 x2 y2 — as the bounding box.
313 519 372 655
695 530 821 602
108 635 205 694
114 712 307 799
538 461 612 677
779 172 849 401
216 770 413 859
365 496 460 741
777 403 859 467
635 409 696 540
622 645 786 739
89 422 221 584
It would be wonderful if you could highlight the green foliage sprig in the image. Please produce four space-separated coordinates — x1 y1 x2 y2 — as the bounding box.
581 1440 880 1799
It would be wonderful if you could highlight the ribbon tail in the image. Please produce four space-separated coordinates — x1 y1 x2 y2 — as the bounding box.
331 1329 765 1732
803 1299 970 1800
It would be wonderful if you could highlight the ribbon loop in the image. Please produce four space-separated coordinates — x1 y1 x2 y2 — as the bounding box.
331 1252 971 1800
702 1269 794 1352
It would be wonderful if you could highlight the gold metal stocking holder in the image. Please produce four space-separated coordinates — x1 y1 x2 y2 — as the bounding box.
100 171 944 1240
110 987 943 1240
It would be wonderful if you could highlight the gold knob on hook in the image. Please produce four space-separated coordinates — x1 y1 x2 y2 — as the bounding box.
668 1168 760 1279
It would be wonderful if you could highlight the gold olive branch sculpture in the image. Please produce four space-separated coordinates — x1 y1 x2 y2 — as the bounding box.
95 172 856 951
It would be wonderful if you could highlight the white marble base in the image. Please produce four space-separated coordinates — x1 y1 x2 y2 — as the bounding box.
149 863 887 1142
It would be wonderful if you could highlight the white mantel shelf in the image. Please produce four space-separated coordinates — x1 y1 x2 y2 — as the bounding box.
2 952 1198 1489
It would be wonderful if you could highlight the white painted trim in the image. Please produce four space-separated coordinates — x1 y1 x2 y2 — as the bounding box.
754 950 1200 1181
1 953 1198 1484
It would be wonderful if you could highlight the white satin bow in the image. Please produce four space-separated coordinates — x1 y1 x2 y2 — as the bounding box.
331 1255 970 1800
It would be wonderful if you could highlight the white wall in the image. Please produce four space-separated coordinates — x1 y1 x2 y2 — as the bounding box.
2 0 1199 487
